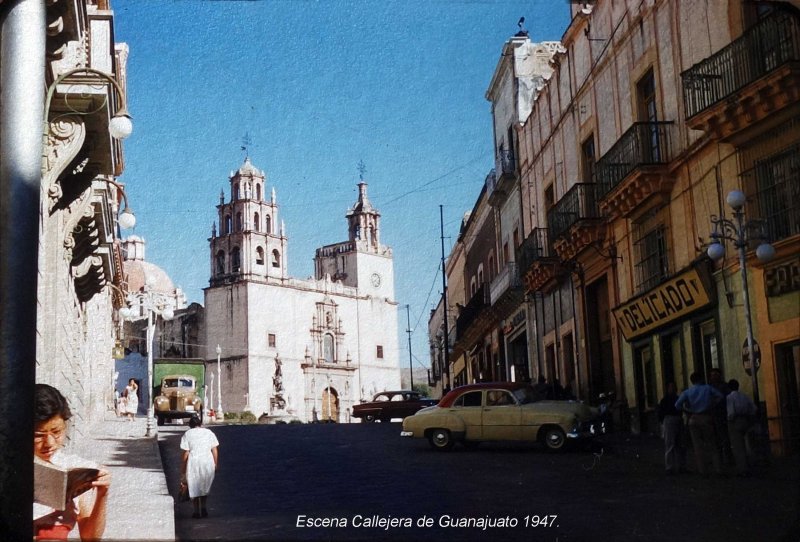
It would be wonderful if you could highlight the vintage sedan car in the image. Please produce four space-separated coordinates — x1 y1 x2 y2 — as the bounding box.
153 374 203 425
400 382 604 451
353 390 439 423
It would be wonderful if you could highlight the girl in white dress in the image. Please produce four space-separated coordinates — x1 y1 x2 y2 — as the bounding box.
180 416 219 518
123 379 138 420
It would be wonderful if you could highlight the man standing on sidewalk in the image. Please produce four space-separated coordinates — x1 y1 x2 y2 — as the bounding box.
675 372 724 477
726 379 757 477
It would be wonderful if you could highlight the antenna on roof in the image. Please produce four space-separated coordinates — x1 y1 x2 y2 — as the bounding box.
516 16 528 37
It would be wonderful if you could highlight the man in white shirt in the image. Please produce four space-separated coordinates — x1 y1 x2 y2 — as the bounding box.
726 379 757 476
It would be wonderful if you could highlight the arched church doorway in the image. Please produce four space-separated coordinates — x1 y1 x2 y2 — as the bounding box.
321 387 340 422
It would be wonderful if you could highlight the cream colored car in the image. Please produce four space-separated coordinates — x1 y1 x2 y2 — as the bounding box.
401 383 604 451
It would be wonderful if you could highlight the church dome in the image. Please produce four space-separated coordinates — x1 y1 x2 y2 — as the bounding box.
235 157 264 178
124 259 176 294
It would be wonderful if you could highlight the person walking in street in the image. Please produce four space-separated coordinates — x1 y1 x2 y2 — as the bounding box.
33 384 112 540
675 372 724 477
726 379 757 477
123 378 138 421
180 415 219 519
658 382 685 475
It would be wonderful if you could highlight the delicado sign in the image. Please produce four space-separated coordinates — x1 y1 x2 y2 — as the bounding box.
612 267 713 341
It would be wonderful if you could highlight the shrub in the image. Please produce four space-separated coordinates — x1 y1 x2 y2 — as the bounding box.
223 412 239 421
240 411 257 423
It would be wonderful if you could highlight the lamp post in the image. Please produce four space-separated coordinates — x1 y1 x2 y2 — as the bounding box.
707 189 775 407
119 275 175 437
215 344 224 420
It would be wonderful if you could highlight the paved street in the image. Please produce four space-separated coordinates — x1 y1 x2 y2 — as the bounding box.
157 423 800 542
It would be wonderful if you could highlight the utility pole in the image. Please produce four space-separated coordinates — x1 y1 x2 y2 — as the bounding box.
406 304 414 390
439 205 450 390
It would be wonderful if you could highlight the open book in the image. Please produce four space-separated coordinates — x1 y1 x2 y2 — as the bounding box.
34 456 99 510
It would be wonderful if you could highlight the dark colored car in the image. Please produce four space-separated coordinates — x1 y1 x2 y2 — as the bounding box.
353 390 438 423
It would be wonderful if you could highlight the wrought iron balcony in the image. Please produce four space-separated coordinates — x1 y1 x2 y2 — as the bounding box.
455 283 489 341
547 183 600 242
595 121 674 200
516 228 554 273
487 150 518 206
682 10 800 133
746 143 800 243
489 262 522 306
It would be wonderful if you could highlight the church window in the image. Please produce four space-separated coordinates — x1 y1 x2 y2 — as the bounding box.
268 333 276 348
216 250 225 275
225 215 232 234
254 213 260 232
256 246 264 265
265 215 272 234
236 213 243 232
232 247 241 273
256 184 262 201
272 249 280 268
323 334 335 363
477 264 484 285
376 345 384 359
233 184 239 200
470 277 477 297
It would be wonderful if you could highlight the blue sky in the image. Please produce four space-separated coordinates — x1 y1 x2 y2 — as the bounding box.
112 0 571 374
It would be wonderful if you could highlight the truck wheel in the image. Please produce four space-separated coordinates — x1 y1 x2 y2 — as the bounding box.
157 415 165 426
428 428 454 451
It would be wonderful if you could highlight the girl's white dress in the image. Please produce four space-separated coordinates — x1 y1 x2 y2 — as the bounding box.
124 385 139 415
180 427 219 498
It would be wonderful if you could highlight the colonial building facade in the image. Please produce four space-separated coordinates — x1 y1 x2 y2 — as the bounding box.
204 159 401 422
433 0 800 455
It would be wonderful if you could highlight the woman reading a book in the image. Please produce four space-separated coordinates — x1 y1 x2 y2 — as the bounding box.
180 415 219 518
33 384 112 540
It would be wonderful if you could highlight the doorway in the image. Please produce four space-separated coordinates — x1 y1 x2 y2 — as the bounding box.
321 387 340 422
695 319 720 379
634 342 658 434
776 341 800 454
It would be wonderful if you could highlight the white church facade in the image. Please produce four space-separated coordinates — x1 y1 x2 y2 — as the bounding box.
204 159 400 422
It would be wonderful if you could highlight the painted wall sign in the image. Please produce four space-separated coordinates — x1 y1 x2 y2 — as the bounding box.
612 266 713 341
764 256 800 297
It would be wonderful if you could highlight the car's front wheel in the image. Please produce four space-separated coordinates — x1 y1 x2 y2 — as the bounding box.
156 415 165 426
542 426 567 451
364 413 376 423
428 428 454 451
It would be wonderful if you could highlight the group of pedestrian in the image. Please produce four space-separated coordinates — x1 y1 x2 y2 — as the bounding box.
658 370 757 477
114 378 139 421
34 383 221 540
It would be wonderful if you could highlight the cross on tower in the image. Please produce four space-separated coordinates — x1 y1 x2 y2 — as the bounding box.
357 160 366 181
241 132 252 158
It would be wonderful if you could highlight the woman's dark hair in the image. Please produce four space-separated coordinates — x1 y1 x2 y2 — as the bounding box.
35 383 72 424
189 415 201 428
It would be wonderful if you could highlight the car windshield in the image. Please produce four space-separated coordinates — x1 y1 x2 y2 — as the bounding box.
513 386 544 405
164 378 193 388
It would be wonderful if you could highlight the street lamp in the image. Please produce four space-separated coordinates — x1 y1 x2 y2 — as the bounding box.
215 344 224 420
119 274 175 437
44 67 133 142
707 189 775 407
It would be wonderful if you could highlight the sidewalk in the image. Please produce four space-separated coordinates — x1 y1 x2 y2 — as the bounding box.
73 412 175 541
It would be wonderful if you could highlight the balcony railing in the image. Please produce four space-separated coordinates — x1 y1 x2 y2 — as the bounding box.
547 183 599 241
682 10 800 118
595 121 675 199
747 143 800 243
455 283 489 340
498 149 516 178
489 262 521 306
516 228 554 273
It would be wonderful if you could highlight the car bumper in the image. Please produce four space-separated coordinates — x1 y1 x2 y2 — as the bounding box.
400 431 414 437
